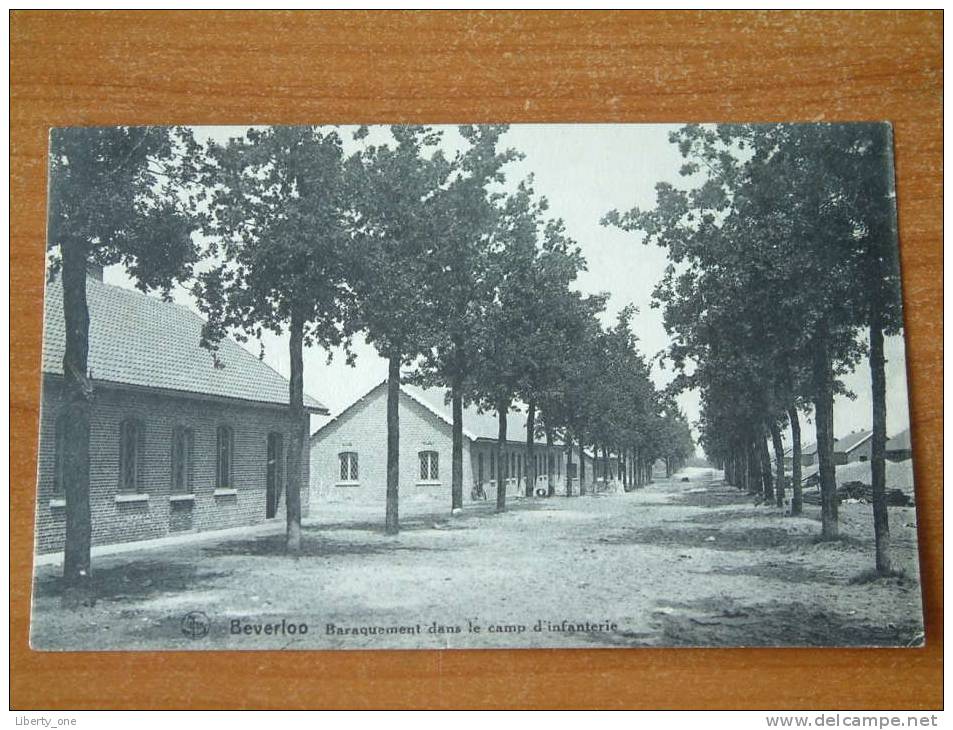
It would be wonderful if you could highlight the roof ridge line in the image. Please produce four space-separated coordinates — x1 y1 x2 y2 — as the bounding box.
310 379 388 439
399 383 479 441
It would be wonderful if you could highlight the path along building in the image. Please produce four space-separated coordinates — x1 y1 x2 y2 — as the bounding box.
35 270 328 555
309 381 596 505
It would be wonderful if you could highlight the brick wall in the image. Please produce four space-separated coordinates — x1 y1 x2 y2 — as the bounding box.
34 377 310 554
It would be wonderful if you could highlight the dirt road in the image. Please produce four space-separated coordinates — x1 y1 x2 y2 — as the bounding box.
30 468 924 650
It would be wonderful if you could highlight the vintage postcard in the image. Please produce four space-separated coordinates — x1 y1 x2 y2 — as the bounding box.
31 123 924 650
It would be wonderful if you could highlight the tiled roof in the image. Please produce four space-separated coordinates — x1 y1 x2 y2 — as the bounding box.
886 428 911 451
837 429 873 453
785 429 877 457
403 384 547 444
785 440 819 457
42 276 328 414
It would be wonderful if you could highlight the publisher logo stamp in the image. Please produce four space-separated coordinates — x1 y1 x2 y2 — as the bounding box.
181 611 210 639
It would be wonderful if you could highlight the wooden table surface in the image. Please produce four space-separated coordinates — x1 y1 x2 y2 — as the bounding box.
10 10 943 710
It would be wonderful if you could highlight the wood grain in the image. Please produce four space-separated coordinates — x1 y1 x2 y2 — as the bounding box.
10 10 942 710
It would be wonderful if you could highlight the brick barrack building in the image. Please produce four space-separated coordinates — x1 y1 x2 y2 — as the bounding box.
34 269 328 554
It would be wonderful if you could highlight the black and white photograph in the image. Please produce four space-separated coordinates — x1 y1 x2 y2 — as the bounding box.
30 122 924 651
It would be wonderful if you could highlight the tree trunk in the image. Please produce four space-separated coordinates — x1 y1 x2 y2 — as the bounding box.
813 324 839 539
788 407 803 516
745 439 759 494
578 431 587 495
285 310 305 554
618 451 625 491
385 355 400 534
759 434 774 502
602 446 610 490
61 239 93 603
870 309 891 573
738 449 744 488
565 432 574 497
450 335 465 513
546 428 555 497
770 422 785 509
496 401 508 513
525 400 536 497
451 379 464 513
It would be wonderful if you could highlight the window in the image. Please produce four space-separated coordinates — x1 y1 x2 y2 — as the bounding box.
216 425 234 489
490 451 495 478
339 451 359 482
119 418 145 492
419 450 439 481
53 411 68 494
171 426 195 493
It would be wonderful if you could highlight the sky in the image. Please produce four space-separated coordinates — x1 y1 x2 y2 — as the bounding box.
100 124 912 454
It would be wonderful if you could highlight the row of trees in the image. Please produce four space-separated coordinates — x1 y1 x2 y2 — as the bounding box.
49 124 693 596
605 123 903 576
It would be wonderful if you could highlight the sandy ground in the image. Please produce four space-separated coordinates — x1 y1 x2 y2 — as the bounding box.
30 468 925 651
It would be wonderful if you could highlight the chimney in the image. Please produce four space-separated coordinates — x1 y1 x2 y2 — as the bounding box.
86 262 104 281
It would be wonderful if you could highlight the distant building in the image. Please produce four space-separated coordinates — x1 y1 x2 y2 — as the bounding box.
783 440 826 469
783 430 875 470
309 381 594 504
837 429 873 463
784 441 847 469
35 272 328 555
885 428 913 462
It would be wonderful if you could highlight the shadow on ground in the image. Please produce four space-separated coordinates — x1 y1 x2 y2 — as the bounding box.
587 596 922 648
702 561 844 587
201 529 452 558
32 560 233 604
315 496 556 534
599 524 816 553
665 485 758 508
675 507 805 526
